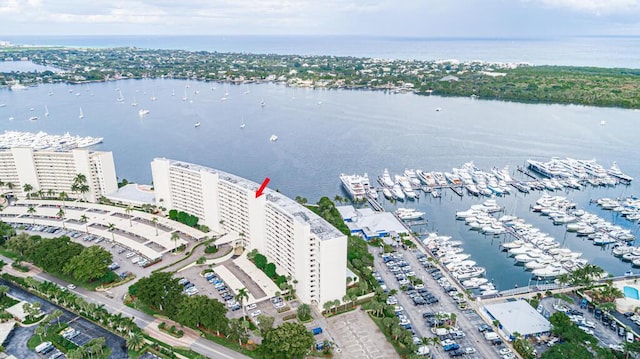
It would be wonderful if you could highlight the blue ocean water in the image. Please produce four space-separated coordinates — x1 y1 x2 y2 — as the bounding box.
3 35 640 68
1 35 639 290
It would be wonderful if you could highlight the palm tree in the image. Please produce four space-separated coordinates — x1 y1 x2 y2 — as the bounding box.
5 182 15 194
59 191 68 207
152 216 159 236
125 205 133 227
235 287 250 319
80 214 90 233
57 207 66 229
78 184 90 202
46 188 55 199
126 332 144 351
107 223 116 242
22 183 33 199
323 301 332 315
171 232 180 252
27 205 37 224
342 294 351 308
72 174 89 201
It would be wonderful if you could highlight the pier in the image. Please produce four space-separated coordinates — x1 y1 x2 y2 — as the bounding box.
366 193 384 212
516 165 537 180
449 186 464 197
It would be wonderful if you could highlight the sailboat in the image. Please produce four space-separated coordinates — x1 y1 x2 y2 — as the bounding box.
244 86 250 94
261 99 265 107
47 87 54 96
78 107 84 119
116 89 125 103
171 88 176 97
150 90 157 101
131 96 138 107
44 105 49 117
240 118 245 129
182 88 188 101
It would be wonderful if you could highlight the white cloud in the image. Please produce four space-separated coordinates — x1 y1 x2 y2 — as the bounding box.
527 0 640 14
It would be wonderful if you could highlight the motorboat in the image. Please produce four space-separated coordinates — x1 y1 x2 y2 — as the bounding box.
340 173 370 201
395 208 424 221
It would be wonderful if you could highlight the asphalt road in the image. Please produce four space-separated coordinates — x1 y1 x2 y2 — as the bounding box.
1 255 250 359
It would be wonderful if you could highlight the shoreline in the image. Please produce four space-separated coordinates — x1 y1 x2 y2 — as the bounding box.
0 47 639 109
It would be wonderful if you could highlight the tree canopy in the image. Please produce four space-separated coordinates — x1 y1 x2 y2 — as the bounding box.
261 322 314 359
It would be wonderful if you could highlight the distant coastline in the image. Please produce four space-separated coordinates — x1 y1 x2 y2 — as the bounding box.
0 44 639 109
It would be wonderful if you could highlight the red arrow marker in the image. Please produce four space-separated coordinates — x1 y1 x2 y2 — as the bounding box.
255 177 270 198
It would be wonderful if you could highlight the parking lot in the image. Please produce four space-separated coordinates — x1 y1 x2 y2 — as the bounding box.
176 265 292 325
371 245 510 358
1 280 128 359
539 296 628 353
326 309 397 359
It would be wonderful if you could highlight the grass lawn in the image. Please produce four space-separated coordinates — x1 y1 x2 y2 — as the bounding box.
201 331 259 358
0 294 19 309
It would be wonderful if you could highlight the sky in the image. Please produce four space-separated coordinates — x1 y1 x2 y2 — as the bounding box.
0 0 639 37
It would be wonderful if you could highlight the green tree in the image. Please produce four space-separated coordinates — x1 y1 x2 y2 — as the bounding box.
235 287 249 319
107 223 116 242
80 214 90 233
152 216 159 236
176 294 228 334
227 318 249 345
265 262 276 278
297 303 311 321
63 245 112 282
254 253 267 269
57 207 66 229
27 205 37 224
171 232 180 252
256 314 275 334
126 331 145 351
132 272 183 316
125 205 133 227
261 322 314 359
22 183 33 199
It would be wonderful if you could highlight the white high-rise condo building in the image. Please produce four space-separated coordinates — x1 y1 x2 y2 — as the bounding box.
151 158 347 307
0 147 117 202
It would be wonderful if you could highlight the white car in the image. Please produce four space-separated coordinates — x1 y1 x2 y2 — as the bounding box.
499 348 512 355
67 284 77 290
274 302 286 309
251 310 262 317
246 303 257 311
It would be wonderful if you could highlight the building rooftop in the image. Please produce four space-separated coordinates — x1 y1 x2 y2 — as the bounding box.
105 183 156 206
337 205 408 239
160 158 344 241
484 300 551 337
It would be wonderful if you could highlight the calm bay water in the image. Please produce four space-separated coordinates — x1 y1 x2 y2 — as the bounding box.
1 78 639 291
4 35 640 68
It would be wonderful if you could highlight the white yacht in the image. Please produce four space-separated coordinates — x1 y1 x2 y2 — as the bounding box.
391 185 405 201
340 173 370 201
138 109 150 117
382 169 394 187
395 208 424 221
269 134 278 142
194 122 201 128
